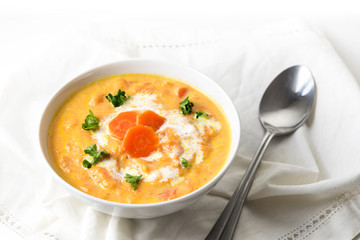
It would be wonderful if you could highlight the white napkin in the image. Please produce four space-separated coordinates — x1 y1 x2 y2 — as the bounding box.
1 19 360 240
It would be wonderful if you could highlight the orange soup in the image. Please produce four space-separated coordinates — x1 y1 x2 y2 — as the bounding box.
48 73 231 204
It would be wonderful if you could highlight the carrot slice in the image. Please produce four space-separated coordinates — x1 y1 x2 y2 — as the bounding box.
159 188 178 200
109 111 138 140
177 87 187 98
123 125 159 158
137 110 166 131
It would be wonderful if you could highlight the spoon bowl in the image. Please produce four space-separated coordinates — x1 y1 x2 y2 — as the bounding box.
206 65 316 239
260 65 315 134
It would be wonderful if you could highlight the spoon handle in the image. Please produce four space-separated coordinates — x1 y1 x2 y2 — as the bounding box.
205 130 275 240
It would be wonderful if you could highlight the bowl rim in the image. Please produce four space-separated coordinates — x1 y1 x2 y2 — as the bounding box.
39 58 241 209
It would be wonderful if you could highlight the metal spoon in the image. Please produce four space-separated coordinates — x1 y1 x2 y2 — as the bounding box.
206 65 316 240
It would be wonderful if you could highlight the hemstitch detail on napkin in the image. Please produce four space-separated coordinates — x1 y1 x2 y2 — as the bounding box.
95 22 309 49
0 204 62 240
103 38 219 48
278 185 360 240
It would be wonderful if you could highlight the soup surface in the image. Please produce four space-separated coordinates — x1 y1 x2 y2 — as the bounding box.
49 73 231 204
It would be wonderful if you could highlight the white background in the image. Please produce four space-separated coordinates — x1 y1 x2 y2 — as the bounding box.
1 0 360 83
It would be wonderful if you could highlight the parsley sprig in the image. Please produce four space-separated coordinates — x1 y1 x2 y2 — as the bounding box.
82 110 100 130
106 89 129 107
124 173 142 190
82 144 110 169
195 111 209 119
180 158 189 168
179 96 194 115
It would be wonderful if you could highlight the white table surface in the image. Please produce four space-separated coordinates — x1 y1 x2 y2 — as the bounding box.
1 13 360 85
0 0 360 83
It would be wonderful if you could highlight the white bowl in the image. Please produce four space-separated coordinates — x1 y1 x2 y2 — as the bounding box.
39 59 240 218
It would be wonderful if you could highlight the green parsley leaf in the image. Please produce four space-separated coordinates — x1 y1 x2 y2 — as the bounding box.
93 150 109 165
82 110 100 130
179 96 194 115
124 173 142 190
180 158 189 168
84 144 98 156
82 144 110 168
82 160 92 169
195 111 209 119
106 89 129 107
